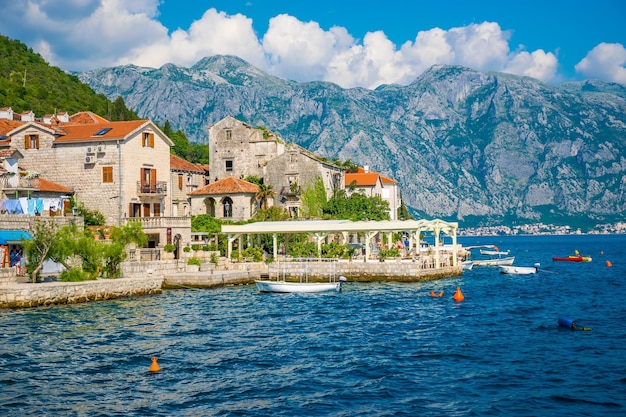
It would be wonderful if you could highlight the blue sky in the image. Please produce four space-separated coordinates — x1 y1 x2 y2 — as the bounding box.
0 0 624 88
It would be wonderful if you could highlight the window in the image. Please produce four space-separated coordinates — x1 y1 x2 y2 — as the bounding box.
153 203 161 217
178 174 183 190
140 167 157 193
225 129 232 140
225 160 233 172
94 128 112 136
223 197 233 218
24 134 39 150
102 166 113 183
143 132 155 147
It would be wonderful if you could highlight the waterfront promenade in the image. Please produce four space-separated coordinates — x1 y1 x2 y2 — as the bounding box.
0 256 461 308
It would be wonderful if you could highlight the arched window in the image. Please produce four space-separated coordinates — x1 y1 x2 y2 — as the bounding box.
223 197 233 218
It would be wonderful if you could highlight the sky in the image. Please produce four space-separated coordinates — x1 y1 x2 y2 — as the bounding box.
0 0 625 89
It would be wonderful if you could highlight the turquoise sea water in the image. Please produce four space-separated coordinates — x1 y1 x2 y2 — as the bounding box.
1 234 625 416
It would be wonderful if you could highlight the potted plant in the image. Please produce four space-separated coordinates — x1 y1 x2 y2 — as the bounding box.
186 257 201 272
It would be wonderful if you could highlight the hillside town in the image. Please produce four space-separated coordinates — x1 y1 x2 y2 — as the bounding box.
0 108 403 265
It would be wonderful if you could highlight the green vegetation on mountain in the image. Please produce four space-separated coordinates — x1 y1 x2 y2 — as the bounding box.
0 35 137 119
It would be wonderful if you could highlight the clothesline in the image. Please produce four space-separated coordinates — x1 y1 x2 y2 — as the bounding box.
0 197 66 215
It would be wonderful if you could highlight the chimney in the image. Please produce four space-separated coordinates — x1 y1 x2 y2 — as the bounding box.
364 165 369 173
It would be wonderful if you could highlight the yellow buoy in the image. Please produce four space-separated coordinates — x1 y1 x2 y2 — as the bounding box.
149 357 161 372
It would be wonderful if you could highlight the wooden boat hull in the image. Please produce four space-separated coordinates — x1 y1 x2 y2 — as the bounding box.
552 256 592 262
472 256 515 267
255 280 342 293
499 265 538 275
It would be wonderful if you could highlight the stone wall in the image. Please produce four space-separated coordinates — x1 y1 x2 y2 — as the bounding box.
0 275 163 308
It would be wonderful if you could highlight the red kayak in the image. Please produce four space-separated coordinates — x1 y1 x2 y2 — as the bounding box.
552 255 592 262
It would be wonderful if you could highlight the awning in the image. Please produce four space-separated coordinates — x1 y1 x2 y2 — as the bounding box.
0 230 33 244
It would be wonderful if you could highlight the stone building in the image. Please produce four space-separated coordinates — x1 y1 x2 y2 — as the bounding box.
189 177 259 221
264 143 344 217
209 116 284 182
0 110 191 249
170 154 207 217
208 116 345 217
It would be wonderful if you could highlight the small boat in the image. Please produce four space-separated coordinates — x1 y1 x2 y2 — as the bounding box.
472 256 515 267
255 276 347 293
480 249 510 256
462 260 474 271
499 264 539 275
552 255 592 262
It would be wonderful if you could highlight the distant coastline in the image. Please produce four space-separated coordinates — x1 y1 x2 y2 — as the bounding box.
458 222 626 236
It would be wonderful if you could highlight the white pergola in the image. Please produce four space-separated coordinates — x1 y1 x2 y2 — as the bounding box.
221 218 459 266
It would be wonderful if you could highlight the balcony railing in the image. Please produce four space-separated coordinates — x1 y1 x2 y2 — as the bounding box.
136 181 167 195
1 176 37 190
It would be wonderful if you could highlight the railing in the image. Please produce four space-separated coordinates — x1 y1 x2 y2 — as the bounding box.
124 216 191 230
1 176 36 190
136 181 167 195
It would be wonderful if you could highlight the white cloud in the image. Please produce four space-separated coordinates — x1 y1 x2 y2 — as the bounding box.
575 43 626 84
0 1 578 87
121 8 266 69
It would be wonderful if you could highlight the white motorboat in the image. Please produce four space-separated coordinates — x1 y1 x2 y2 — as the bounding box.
498 264 539 275
472 256 515 267
480 249 510 256
255 276 347 293
462 260 474 271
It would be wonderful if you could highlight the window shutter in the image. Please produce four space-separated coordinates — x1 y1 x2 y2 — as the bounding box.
24 136 30 150
149 133 155 148
150 169 157 185
178 174 183 190
153 203 161 217
35 135 39 149
129 203 134 218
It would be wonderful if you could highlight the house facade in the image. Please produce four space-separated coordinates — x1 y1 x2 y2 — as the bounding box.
345 166 400 220
208 116 345 218
0 110 191 249
209 116 285 182
170 154 207 218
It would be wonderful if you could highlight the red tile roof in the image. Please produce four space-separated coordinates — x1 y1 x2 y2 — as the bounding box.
190 177 259 196
67 111 110 124
345 172 381 187
0 119 24 136
30 177 74 193
54 120 148 143
170 154 205 173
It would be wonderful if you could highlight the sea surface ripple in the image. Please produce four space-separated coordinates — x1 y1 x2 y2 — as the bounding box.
1 234 625 416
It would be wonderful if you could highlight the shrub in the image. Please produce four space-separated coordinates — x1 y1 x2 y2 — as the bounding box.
163 244 176 252
210 253 218 265
191 244 201 251
183 246 191 252
59 268 93 282
187 257 201 266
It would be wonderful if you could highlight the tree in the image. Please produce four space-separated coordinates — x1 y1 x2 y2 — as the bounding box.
300 176 327 219
102 221 148 277
23 219 59 283
256 183 276 210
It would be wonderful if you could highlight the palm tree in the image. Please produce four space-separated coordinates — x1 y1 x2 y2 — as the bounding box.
256 183 276 210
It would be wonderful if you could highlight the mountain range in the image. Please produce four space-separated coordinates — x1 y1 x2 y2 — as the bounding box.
77 56 626 229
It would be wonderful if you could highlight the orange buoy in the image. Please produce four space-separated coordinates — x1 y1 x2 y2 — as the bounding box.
453 287 464 302
429 290 436 297
149 357 161 372
606 260 612 267
438 290 444 297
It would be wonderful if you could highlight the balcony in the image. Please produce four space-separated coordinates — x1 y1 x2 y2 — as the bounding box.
136 181 167 196
1 176 37 191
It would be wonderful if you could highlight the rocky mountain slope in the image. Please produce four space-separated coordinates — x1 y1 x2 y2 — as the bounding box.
78 56 626 228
